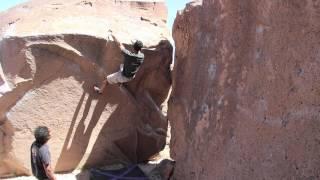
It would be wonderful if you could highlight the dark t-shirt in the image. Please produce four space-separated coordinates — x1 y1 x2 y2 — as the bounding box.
121 48 144 78
31 142 51 180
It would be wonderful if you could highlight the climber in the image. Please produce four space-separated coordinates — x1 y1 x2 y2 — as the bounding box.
30 126 57 180
93 35 144 94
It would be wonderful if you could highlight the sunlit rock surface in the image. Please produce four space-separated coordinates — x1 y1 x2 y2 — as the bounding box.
0 0 172 176
170 0 320 179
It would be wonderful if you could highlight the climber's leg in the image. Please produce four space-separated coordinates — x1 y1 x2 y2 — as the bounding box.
94 79 108 94
94 71 132 94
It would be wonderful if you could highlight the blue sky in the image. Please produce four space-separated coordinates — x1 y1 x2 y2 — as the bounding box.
0 0 190 29
0 0 27 12
166 0 191 28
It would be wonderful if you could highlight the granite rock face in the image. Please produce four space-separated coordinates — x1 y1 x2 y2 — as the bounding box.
170 0 320 179
0 0 172 176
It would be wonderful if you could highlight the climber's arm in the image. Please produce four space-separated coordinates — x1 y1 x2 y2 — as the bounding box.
111 34 130 54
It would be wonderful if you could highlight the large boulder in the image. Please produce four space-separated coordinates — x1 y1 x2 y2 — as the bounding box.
0 0 172 177
170 0 320 179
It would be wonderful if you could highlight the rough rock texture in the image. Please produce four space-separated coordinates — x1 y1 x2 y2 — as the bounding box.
0 0 172 177
170 0 320 179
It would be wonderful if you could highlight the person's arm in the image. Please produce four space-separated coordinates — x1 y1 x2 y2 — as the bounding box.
111 34 130 54
40 147 56 180
119 43 126 52
43 164 57 180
